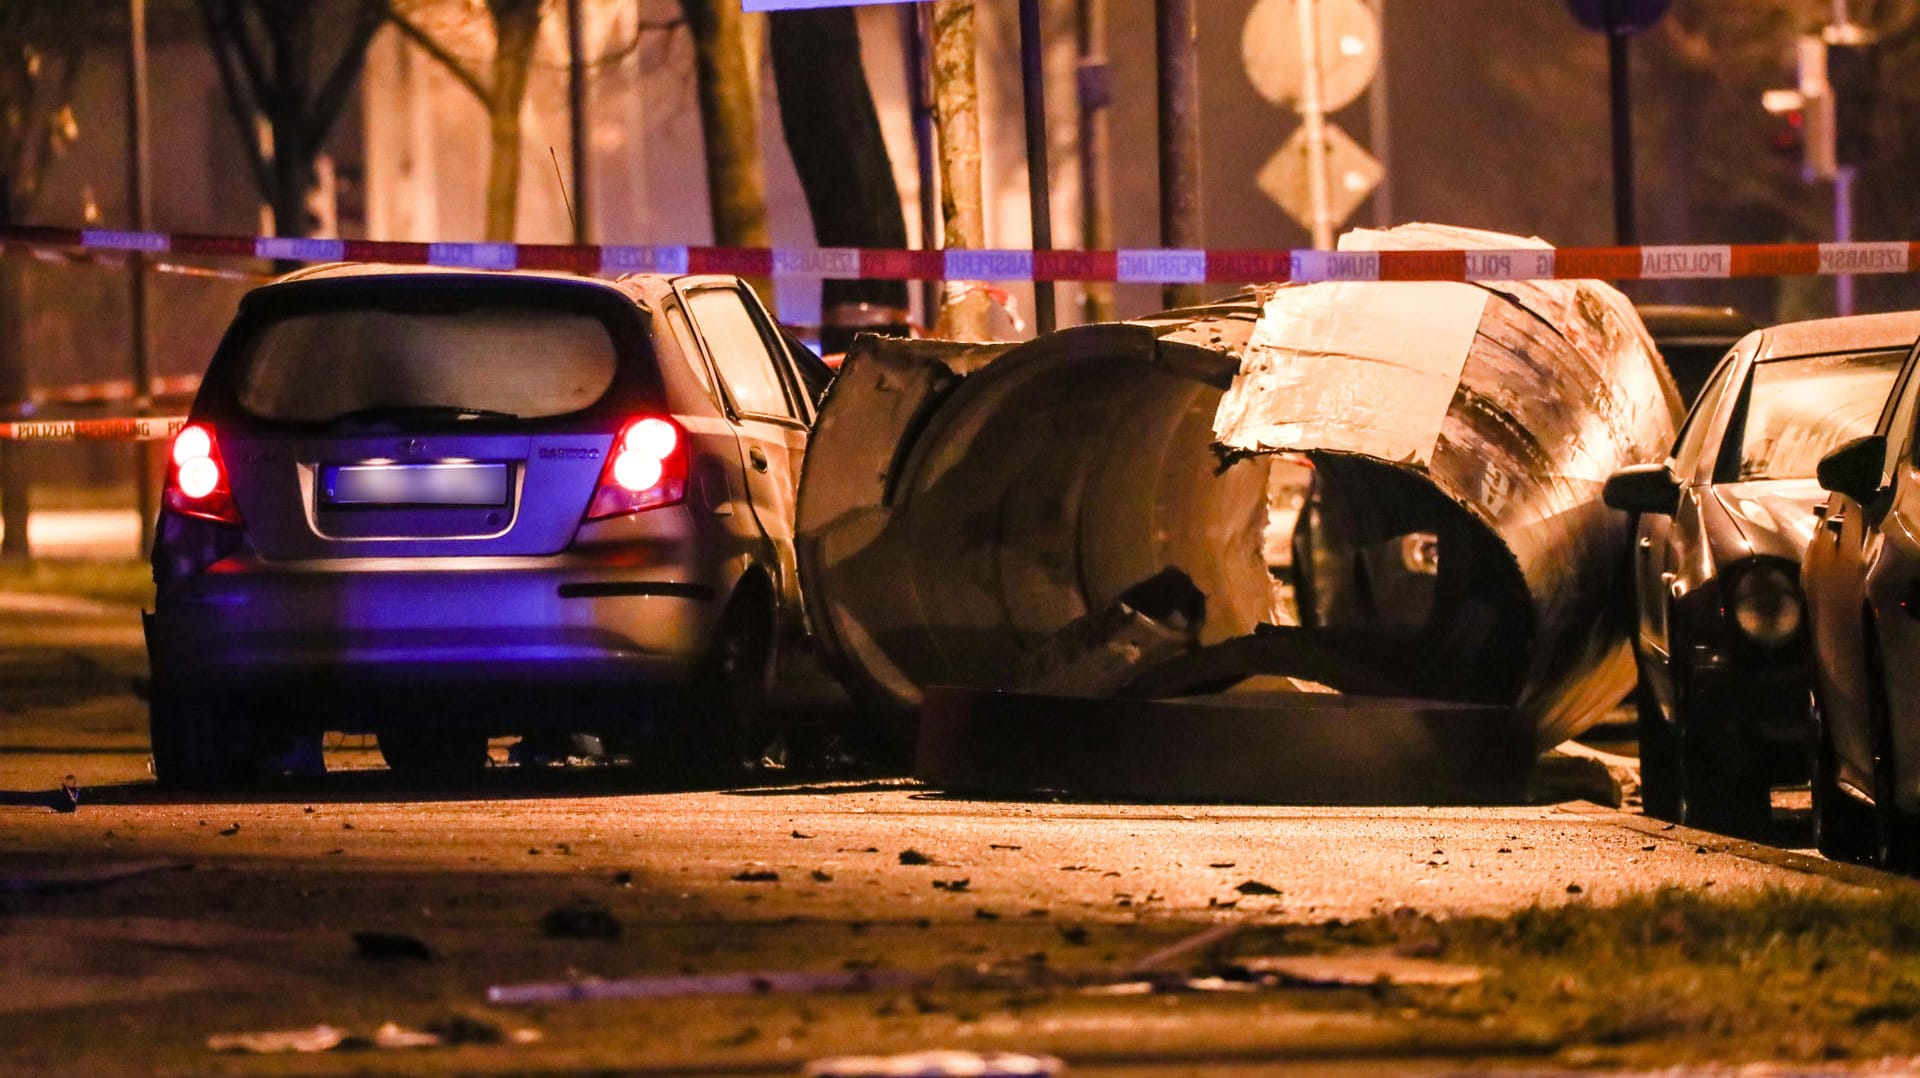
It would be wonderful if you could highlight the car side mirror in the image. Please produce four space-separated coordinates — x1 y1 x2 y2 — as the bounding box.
1602 463 1681 516
1817 434 1888 504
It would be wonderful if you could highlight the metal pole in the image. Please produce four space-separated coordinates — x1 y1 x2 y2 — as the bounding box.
1019 0 1054 334
1296 0 1332 249
1366 0 1392 227
1155 0 1200 309
1835 165 1855 315
1606 23 1635 245
127 0 155 554
1831 0 1852 315
566 0 591 244
1076 0 1112 323
904 5 940 329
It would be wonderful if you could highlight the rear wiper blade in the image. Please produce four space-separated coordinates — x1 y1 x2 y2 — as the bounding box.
327 405 521 426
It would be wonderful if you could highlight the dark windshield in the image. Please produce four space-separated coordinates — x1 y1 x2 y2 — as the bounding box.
234 302 619 424
1733 349 1906 481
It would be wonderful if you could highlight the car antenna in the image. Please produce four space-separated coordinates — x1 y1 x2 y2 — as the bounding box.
549 147 578 238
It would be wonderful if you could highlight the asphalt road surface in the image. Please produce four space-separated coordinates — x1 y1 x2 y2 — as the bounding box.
0 589 1893 1077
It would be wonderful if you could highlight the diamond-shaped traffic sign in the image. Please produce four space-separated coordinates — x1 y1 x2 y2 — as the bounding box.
1257 121 1383 232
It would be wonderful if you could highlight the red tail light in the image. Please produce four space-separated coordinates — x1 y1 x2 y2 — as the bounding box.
162 423 243 525
586 416 687 520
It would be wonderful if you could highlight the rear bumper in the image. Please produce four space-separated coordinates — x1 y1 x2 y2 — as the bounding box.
149 557 728 726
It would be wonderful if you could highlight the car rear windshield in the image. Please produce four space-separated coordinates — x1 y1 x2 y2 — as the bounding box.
232 297 620 424
1733 348 1907 481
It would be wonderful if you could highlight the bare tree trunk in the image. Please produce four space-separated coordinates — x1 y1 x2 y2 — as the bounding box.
682 0 769 250
484 0 542 241
0 180 28 562
768 8 908 323
929 0 990 340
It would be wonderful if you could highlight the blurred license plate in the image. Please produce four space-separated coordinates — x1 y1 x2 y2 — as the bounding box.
321 462 509 506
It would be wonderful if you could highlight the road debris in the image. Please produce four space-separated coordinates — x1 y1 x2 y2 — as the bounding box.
207 1019 539 1054
351 931 435 962
0 858 181 895
217 823 240 836
932 878 970 892
1235 880 1281 896
1231 951 1486 988
540 899 621 940
488 968 926 1005
51 774 78 813
733 869 781 882
898 848 935 865
207 1024 347 1054
806 1050 1065 1077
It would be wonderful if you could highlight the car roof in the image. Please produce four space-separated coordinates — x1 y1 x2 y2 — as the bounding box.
1636 304 1755 347
1751 309 1920 362
264 263 686 307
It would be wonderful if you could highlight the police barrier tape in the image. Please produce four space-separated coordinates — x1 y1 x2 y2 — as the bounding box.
0 224 1913 284
0 416 187 441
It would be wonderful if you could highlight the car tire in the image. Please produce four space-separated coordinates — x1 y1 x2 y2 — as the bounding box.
679 591 774 778
377 729 492 785
1811 689 1876 865
1634 680 1681 822
1669 665 1770 836
149 692 259 791
1864 656 1920 872
1675 711 1771 837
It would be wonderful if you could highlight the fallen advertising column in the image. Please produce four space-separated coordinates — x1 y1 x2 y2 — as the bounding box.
795 224 1680 801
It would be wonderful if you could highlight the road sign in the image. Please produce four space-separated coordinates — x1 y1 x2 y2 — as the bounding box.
1241 0 1379 112
1257 121 1382 233
1564 0 1672 35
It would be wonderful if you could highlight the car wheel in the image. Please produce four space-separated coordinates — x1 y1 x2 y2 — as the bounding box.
1661 662 1768 835
1865 665 1920 872
1674 703 1771 836
1811 689 1877 865
1634 680 1681 822
149 692 259 791
680 593 773 778
376 729 492 785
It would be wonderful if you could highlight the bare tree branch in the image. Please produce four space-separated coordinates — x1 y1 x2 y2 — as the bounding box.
385 9 488 101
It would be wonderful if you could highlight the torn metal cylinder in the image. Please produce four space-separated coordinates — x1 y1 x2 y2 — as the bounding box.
796 224 1681 763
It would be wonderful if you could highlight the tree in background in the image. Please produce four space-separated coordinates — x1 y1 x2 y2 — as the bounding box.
387 0 546 242
768 8 908 333
679 0 768 251
0 3 95 561
198 0 386 238
928 0 989 340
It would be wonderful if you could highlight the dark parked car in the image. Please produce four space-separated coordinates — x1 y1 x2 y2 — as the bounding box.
1605 311 1920 832
1804 325 1920 869
145 265 832 788
1637 304 1757 404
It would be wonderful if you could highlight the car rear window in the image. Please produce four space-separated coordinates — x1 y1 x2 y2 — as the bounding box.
234 303 619 423
1733 348 1907 481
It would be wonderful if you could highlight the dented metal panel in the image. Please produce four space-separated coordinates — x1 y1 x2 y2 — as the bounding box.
797 224 1680 768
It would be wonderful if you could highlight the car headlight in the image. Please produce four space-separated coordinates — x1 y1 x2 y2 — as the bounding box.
1730 562 1802 647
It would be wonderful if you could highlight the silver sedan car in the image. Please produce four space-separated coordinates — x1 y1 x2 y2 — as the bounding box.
145 265 828 788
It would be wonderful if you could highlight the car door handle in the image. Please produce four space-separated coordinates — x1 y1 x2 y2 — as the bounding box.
749 447 769 472
1824 513 1845 534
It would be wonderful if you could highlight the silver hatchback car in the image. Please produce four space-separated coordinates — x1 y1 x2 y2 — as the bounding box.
145 265 829 788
